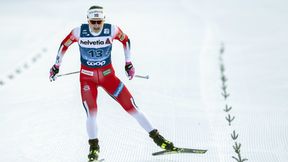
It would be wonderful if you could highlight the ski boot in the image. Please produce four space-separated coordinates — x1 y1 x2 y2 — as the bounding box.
88 139 100 162
149 129 175 151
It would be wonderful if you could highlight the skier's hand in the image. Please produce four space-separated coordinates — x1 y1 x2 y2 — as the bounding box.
125 61 135 80
49 64 59 81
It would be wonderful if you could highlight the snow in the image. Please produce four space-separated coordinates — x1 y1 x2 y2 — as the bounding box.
1 0 288 162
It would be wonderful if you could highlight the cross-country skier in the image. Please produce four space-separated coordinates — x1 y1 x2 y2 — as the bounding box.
49 5 175 162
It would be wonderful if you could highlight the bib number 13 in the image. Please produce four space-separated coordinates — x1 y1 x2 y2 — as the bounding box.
88 49 103 58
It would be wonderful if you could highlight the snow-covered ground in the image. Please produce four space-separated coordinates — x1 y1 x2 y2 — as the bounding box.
1 0 288 162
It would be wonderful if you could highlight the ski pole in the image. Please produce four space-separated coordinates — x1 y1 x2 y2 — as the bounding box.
57 71 149 79
57 71 80 77
135 74 149 79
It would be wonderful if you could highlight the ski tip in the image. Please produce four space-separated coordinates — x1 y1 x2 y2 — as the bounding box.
195 149 208 154
88 158 104 162
152 152 160 156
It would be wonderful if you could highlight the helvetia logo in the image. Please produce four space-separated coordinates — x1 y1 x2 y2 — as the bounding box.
80 40 105 45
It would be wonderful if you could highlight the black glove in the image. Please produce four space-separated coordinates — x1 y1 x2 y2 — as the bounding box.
49 64 59 81
125 62 135 80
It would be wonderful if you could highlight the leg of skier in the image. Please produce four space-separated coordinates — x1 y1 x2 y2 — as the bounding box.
80 79 100 161
101 71 175 150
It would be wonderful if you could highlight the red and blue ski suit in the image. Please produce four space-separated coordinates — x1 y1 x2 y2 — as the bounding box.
55 23 137 116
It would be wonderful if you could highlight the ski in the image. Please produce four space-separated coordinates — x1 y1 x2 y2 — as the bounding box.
152 147 207 156
88 158 104 162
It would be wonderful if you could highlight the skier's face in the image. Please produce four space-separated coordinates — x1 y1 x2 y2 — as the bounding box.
88 18 104 33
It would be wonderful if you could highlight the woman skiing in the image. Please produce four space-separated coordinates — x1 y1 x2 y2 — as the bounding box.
49 5 175 162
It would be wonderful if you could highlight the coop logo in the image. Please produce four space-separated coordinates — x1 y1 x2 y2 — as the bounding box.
87 60 106 66
80 40 105 45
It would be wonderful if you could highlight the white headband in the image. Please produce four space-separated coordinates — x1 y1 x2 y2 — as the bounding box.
87 8 105 20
